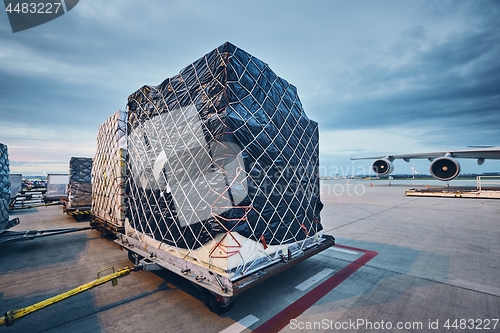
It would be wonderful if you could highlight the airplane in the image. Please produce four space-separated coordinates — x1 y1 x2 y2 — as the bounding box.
350 147 500 181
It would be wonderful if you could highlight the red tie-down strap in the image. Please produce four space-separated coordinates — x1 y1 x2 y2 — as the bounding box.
300 224 309 236
259 234 268 250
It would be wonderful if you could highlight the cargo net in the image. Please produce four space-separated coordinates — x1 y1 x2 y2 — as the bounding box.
67 157 92 208
126 42 323 273
92 111 127 226
0 143 10 224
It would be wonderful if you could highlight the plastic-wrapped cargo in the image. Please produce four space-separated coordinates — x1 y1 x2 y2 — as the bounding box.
124 42 324 279
45 174 69 201
67 157 92 209
9 174 22 199
91 110 127 230
0 143 10 225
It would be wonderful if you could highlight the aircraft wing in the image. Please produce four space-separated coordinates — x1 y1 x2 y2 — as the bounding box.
350 148 500 161
350 148 500 181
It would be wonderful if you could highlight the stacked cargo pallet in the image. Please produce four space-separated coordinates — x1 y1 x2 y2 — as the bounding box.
9 174 22 199
123 42 324 279
91 110 127 232
67 157 92 209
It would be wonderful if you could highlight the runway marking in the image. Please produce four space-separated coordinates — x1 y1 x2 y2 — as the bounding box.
328 246 359 255
253 244 378 333
295 268 335 291
220 314 259 333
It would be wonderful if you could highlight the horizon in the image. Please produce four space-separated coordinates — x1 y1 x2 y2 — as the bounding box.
13 170 500 180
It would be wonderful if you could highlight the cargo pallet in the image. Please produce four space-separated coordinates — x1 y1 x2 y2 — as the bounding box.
9 190 48 210
405 188 500 199
115 233 335 314
0 217 20 235
89 214 124 237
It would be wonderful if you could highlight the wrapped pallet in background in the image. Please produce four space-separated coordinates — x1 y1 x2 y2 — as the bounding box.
67 157 92 209
91 110 127 229
0 143 10 225
125 42 323 276
9 174 22 199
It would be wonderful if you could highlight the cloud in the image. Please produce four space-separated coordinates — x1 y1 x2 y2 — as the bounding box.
305 2 500 150
1 0 499 176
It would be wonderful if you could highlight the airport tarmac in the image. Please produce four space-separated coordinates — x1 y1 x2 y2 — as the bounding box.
0 179 499 332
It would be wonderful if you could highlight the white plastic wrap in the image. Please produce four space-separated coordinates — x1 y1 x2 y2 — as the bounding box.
9 174 22 199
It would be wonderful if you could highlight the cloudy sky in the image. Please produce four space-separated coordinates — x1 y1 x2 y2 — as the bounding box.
1 0 499 177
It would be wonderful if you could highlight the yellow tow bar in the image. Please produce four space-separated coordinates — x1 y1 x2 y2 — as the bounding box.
0 266 134 327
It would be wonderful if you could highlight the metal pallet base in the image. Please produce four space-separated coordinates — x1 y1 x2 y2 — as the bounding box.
405 189 500 199
115 233 335 298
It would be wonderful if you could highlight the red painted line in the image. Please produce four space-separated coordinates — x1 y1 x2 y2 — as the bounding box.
253 244 378 333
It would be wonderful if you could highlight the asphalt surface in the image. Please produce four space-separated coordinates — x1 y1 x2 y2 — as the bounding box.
0 179 499 332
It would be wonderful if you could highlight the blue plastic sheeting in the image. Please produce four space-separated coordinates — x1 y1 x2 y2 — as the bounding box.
0 143 10 224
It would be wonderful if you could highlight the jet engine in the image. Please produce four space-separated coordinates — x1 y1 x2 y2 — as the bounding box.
372 159 394 176
429 157 461 181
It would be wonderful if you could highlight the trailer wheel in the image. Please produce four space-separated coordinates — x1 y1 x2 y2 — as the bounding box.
128 251 143 265
201 290 210 307
205 292 235 314
98 226 116 240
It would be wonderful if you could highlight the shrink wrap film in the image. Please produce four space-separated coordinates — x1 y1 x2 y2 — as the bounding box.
0 143 10 225
92 110 127 226
67 157 92 208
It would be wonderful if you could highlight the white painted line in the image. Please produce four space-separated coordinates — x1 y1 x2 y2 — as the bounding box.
219 314 259 333
328 247 359 255
295 268 335 291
